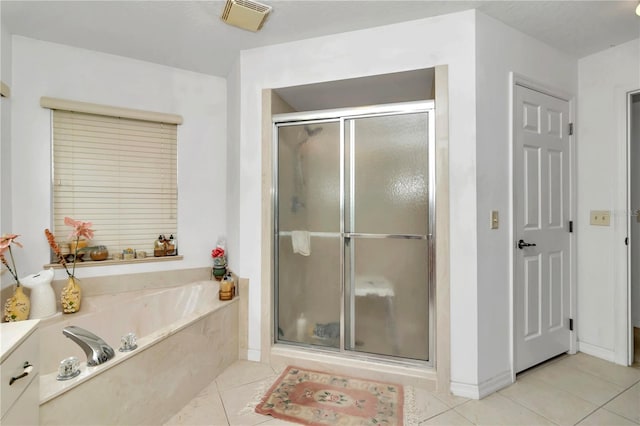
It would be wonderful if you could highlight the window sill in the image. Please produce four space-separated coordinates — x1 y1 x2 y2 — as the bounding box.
44 255 183 269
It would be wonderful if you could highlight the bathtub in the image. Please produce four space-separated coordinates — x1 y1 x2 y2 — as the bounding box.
38 281 239 425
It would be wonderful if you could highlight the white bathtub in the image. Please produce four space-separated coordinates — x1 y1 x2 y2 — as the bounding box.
38 281 239 425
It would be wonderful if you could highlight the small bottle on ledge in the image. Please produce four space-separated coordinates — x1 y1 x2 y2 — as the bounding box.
154 235 166 257
167 235 177 256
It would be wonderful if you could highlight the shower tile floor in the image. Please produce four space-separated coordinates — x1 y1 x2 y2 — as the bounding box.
164 353 640 426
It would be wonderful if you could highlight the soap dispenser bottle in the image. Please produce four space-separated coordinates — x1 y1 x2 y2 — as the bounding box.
154 235 165 257
167 235 177 256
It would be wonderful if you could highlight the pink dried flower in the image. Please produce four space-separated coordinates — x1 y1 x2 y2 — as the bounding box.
0 234 22 284
0 234 22 255
64 217 95 240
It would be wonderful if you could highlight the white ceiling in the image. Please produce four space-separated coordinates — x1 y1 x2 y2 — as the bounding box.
2 1 639 78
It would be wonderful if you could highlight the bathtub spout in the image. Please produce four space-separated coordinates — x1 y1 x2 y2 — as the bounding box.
63 326 115 366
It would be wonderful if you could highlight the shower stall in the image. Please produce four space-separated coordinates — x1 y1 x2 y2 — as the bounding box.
272 101 435 364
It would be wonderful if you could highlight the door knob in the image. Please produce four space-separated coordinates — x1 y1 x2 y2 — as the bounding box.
517 239 537 249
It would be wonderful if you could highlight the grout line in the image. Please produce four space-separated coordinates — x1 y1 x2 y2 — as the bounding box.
431 391 470 408
570 406 601 425
217 384 232 426
494 391 563 426
451 405 477 425
420 407 457 424
521 373 614 408
217 374 277 393
600 407 640 425
215 383 232 426
557 355 640 389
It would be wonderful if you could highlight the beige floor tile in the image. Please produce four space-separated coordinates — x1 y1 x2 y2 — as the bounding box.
557 353 640 388
421 409 474 425
577 408 639 426
516 353 569 379
454 393 555 426
604 382 640 423
164 380 228 426
216 360 277 392
406 387 450 423
432 391 470 408
527 361 626 405
220 376 278 426
499 376 598 425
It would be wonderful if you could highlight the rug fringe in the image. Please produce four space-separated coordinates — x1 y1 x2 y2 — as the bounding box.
403 385 422 426
237 377 275 416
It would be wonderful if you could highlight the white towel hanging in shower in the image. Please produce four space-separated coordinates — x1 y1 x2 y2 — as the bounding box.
291 231 311 256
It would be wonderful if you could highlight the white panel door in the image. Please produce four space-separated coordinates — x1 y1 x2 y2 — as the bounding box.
514 85 571 373
630 93 640 364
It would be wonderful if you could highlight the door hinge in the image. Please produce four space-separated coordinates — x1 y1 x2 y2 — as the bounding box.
569 318 574 331
625 237 629 246
569 221 573 233
569 123 574 136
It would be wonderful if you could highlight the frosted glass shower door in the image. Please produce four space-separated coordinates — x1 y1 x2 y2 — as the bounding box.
344 113 432 361
274 103 434 364
275 121 341 349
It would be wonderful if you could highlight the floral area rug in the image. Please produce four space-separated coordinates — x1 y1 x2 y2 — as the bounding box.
255 366 404 425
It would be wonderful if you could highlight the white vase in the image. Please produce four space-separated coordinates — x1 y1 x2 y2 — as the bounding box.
20 268 57 319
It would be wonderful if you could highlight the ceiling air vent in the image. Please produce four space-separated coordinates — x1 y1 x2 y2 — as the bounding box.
221 0 272 32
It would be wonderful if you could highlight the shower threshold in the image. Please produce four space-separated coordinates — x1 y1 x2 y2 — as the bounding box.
269 344 437 390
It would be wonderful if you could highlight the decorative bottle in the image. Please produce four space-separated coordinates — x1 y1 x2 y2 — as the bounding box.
167 235 177 256
3 284 30 322
154 234 165 257
219 274 233 301
60 276 82 314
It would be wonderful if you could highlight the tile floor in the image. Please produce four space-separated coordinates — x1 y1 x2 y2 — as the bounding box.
164 353 640 426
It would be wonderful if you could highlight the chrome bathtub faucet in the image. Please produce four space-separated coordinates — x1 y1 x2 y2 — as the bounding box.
62 326 115 366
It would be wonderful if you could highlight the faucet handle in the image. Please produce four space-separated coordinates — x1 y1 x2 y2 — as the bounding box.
119 332 138 352
57 356 81 381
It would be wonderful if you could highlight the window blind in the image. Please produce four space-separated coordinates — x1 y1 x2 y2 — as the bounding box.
52 109 178 257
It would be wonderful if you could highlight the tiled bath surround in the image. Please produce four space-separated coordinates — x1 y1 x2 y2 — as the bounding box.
39 279 240 425
2 268 249 425
0 266 212 313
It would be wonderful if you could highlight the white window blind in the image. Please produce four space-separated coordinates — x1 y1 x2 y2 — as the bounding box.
52 109 178 257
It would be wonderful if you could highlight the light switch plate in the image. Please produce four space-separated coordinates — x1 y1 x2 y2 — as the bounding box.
590 210 611 226
490 210 499 229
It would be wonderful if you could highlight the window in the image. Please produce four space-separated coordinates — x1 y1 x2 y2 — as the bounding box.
44 97 181 259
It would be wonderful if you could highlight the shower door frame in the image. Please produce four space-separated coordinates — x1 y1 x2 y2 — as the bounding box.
272 100 436 367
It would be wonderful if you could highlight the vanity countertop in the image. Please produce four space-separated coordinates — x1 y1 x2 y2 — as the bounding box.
1 319 39 363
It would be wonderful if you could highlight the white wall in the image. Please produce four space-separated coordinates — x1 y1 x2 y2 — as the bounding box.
226 58 241 274
0 22 12 287
233 10 480 390
577 38 640 363
475 13 577 390
7 36 227 287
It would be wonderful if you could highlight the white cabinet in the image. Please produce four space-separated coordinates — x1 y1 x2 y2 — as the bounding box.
1 320 40 425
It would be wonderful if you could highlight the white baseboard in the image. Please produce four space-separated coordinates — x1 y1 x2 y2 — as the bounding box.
450 370 513 400
247 349 261 361
450 381 480 399
577 341 615 362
